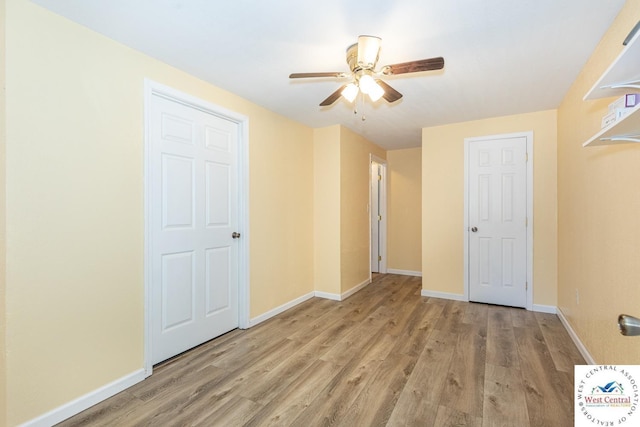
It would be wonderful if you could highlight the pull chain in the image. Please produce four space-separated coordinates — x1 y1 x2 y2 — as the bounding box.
353 91 367 122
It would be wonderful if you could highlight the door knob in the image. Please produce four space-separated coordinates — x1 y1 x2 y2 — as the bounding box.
232 232 241 239
619 314 640 336
471 227 478 232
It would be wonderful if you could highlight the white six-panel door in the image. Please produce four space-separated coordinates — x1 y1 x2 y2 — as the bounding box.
468 135 527 308
150 93 239 364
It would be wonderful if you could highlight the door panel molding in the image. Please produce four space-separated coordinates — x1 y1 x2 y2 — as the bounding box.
144 80 250 376
463 131 533 310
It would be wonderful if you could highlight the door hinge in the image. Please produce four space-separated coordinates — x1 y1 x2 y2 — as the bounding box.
378 255 382 261
526 282 528 290
525 217 528 227
525 152 529 162
378 174 382 181
378 215 382 221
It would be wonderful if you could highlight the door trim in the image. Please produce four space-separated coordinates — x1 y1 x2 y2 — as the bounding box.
463 131 533 310
143 79 250 376
370 155 387 276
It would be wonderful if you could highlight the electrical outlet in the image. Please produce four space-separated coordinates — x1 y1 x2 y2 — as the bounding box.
576 289 580 305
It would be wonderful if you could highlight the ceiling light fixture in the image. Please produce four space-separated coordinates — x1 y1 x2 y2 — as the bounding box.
356 35 381 69
341 83 359 103
289 35 445 108
358 74 384 102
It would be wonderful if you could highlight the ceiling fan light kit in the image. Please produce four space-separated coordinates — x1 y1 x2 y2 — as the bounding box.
341 83 359 103
289 35 445 108
356 35 381 69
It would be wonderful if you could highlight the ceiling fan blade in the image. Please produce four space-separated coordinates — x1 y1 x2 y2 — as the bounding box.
320 85 347 106
289 72 347 79
382 57 445 75
375 79 403 103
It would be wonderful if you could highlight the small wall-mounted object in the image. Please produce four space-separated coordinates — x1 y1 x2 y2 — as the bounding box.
623 20 640 46
584 104 640 147
618 314 640 336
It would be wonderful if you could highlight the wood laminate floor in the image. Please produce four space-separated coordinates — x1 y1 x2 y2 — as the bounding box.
58 274 585 426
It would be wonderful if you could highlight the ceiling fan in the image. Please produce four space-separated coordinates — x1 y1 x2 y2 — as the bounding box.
289 35 445 106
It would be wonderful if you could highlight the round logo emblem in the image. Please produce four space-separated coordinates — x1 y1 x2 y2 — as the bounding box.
575 365 639 426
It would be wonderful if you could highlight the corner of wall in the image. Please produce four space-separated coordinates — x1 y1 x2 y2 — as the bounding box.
0 0 7 422
338 127 386 294
313 126 341 295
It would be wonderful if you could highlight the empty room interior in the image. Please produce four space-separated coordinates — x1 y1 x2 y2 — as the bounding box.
2 0 640 426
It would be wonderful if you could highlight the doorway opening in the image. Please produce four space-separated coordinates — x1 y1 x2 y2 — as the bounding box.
370 155 387 275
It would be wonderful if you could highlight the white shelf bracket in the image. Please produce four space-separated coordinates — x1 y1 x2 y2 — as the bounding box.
600 136 640 143
602 80 640 90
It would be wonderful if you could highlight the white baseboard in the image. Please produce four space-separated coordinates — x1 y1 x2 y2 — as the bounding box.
340 279 370 300
21 369 146 427
557 307 596 365
387 269 422 277
420 289 467 301
313 291 341 301
249 279 372 327
315 278 371 302
248 291 315 327
532 304 557 314
420 290 560 316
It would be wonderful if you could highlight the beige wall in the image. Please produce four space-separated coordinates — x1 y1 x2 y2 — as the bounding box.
340 126 386 293
0 0 6 424
312 125 386 296
313 126 341 295
248 109 315 317
557 0 640 364
387 148 422 273
4 0 314 424
422 110 558 306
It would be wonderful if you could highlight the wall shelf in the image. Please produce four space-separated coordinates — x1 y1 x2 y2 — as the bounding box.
583 103 640 147
583 28 640 147
584 30 640 101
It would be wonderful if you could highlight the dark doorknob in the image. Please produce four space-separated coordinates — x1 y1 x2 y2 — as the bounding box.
232 232 241 239
471 227 478 232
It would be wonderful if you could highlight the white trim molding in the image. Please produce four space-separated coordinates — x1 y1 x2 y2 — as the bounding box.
532 304 556 314
370 154 388 274
20 370 146 427
314 291 342 301
316 278 372 302
387 269 422 277
557 308 596 365
248 292 315 327
341 278 371 300
420 289 467 301
249 279 372 327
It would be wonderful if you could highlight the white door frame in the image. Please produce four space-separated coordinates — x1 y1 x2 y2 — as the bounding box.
370 154 387 275
143 80 250 375
463 131 533 310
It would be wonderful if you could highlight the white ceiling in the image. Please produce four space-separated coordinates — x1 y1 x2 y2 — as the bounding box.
31 0 627 150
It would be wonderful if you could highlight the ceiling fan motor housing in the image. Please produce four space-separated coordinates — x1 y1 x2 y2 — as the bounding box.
346 43 360 72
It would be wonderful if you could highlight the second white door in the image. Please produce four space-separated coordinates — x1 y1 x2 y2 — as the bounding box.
149 93 240 364
468 135 527 308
